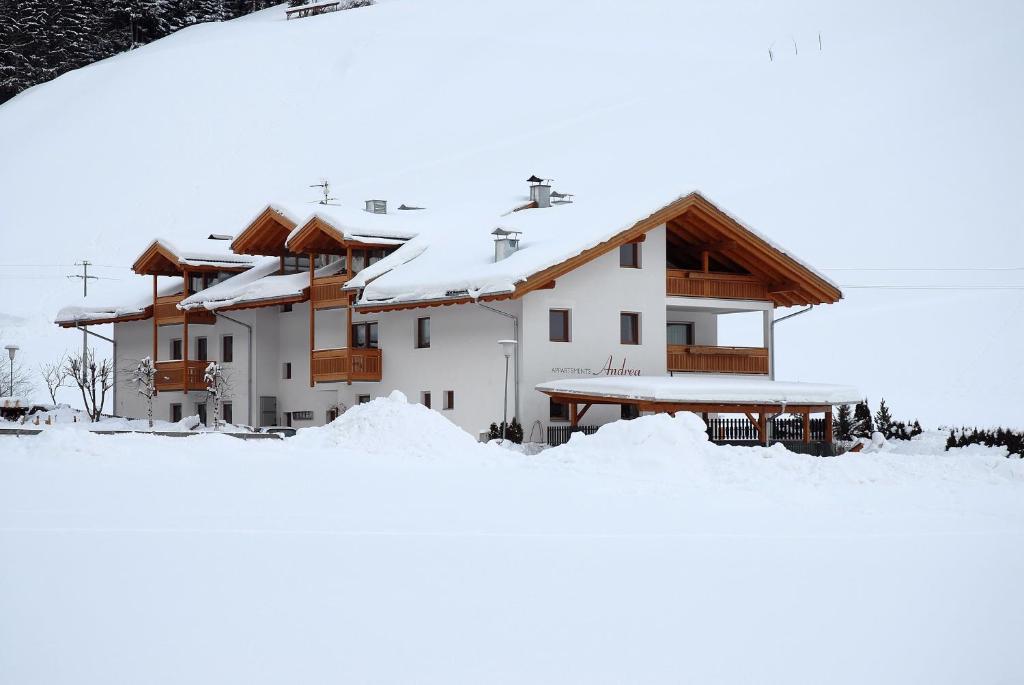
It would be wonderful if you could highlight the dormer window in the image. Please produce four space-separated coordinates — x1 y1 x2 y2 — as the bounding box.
280 254 310 274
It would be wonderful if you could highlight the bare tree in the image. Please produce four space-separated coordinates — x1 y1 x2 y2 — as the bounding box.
40 355 71 404
204 362 230 429
66 350 114 422
126 356 157 428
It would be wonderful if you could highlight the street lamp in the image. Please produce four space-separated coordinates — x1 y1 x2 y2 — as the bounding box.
498 339 517 441
4 345 18 397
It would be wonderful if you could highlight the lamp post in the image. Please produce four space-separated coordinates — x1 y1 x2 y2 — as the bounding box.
4 345 18 397
498 339 517 441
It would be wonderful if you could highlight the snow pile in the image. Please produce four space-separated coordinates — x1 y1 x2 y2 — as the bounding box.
291 390 482 458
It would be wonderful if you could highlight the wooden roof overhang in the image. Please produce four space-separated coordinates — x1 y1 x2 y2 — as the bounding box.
57 306 153 328
347 192 839 313
539 389 834 415
230 207 298 257
356 291 514 314
131 240 253 276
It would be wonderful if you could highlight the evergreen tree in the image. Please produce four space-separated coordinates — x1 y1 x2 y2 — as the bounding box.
945 429 956 451
910 420 923 437
834 404 853 441
874 398 894 438
852 399 874 438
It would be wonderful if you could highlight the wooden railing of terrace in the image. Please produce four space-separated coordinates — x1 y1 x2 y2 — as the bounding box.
311 347 382 383
310 274 352 310
667 344 769 375
666 269 770 300
154 294 215 326
154 360 207 392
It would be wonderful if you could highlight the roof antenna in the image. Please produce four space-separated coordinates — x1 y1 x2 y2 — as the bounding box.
309 179 339 205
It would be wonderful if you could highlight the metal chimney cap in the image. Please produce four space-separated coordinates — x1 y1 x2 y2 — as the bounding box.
207 233 233 240
526 174 544 184
491 227 522 238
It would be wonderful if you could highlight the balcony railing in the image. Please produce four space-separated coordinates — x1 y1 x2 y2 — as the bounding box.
666 269 769 301
154 359 208 392
311 347 382 383
154 294 215 326
667 344 769 375
311 274 352 310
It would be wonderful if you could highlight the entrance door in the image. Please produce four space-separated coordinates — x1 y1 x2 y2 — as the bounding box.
259 396 277 427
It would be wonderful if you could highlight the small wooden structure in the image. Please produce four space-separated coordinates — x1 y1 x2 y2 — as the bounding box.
286 1 340 19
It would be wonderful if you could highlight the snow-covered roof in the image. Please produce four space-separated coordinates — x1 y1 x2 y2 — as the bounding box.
342 189 840 308
179 258 342 311
156 238 258 268
283 203 422 249
54 278 183 325
536 375 861 406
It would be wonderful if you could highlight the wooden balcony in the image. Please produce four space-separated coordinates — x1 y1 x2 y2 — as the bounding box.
154 359 208 392
311 347 382 383
154 294 215 326
667 344 769 375
311 274 352 310
666 269 769 301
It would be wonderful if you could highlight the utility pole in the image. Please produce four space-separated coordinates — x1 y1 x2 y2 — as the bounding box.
67 260 99 383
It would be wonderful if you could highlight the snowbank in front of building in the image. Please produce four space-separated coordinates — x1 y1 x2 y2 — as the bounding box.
290 390 482 458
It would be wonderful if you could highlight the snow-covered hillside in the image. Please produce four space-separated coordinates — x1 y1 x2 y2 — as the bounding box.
0 0 1021 424
2 396 1023 683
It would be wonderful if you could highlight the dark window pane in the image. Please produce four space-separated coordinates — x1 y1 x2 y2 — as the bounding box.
368 322 378 348
352 324 367 348
196 337 207 361
619 243 640 268
223 403 233 425
620 313 639 345
416 318 430 348
549 310 569 342
422 392 431 408
222 336 233 363
621 404 640 420
550 398 569 421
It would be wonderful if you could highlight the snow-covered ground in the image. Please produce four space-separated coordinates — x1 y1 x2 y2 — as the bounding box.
2 394 1022 684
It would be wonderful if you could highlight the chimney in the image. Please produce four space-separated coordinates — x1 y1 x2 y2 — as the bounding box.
492 227 522 262
527 174 551 208
364 199 387 214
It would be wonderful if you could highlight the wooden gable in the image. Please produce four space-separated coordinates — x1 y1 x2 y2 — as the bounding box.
131 241 181 276
231 207 298 257
286 216 348 255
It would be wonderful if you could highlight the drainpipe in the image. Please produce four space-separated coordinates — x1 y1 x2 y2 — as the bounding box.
769 305 814 381
76 325 116 415
214 311 254 427
477 303 520 422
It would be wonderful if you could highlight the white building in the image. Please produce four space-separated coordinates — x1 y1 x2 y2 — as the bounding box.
56 181 852 446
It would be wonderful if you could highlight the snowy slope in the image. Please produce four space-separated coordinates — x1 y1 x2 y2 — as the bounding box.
2 400 1023 683
0 0 1022 423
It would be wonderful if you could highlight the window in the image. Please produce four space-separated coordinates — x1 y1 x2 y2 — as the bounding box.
221 335 234 363
415 317 430 348
443 390 455 410
549 398 569 422
280 254 310 275
170 338 183 360
223 402 233 425
421 391 432 409
667 322 694 346
620 312 640 345
315 254 342 269
170 403 182 423
196 402 207 426
280 303 293 313
282 362 292 380
619 242 641 268
190 272 230 293
621 404 640 420
351 322 379 349
196 337 208 362
358 395 371 404
327 407 340 422
549 309 570 342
